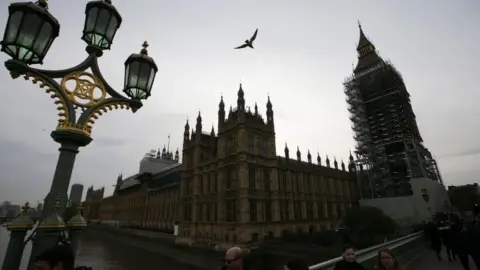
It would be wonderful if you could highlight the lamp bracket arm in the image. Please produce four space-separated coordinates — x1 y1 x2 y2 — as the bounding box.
77 97 142 129
21 54 95 79
4 59 76 125
90 56 127 100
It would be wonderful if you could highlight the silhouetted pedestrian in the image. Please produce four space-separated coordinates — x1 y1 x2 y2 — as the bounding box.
465 221 480 269
428 222 442 261
422 221 430 241
454 220 480 270
455 222 471 270
441 223 456 261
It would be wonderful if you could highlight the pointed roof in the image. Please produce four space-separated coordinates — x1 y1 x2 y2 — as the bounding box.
197 111 202 122
238 83 244 97
219 95 224 108
357 21 372 50
353 22 383 73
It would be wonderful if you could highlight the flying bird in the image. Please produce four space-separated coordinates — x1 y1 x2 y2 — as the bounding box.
234 28 258 49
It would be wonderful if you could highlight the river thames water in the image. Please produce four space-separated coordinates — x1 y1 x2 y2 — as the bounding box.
0 226 198 270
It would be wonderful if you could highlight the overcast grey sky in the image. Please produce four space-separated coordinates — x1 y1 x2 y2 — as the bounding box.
0 0 478 205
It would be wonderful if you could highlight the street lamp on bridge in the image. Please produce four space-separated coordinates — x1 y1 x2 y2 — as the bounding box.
0 0 158 269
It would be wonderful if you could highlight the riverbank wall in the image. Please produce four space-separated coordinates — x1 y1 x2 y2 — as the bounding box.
84 224 342 269
84 224 223 270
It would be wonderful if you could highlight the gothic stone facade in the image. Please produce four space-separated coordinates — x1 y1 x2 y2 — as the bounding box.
179 85 359 244
94 161 181 232
82 186 104 221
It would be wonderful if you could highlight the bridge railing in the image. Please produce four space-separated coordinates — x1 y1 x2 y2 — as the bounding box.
309 227 448 270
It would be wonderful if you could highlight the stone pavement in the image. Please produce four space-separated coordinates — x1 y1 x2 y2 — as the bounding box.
407 248 475 270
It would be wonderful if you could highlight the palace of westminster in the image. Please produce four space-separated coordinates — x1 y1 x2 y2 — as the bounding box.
83 25 446 244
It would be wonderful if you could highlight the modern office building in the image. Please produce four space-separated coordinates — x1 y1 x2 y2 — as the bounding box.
69 183 84 205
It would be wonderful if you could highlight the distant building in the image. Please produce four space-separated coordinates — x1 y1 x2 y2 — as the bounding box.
6 205 20 218
82 186 105 221
448 183 480 213
0 201 9 217
0 201 20 218
69 183 84 205
36 203 43 212
139 146 179 174
98 164 182 231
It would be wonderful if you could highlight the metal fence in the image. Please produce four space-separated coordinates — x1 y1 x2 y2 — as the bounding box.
309 227 447 270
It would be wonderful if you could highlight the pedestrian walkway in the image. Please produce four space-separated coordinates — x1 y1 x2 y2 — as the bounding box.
407 249 474 270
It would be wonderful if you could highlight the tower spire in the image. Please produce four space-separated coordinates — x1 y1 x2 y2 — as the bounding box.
285 143 289 159
167 134 170 153
237 83 245 111
356 22 376 58
357 20 371 50
196 111 202 130
266 96 274 130
354 22 382 73
184 118 190 143
218 95 225 132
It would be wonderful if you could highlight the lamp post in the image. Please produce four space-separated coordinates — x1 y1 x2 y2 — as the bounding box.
0 0 158 269
3 202 33 270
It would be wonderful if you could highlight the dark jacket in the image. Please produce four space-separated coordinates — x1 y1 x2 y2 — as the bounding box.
221 263 251 270
429 224 442 249
333 260 365 270
457 223 480 255
441 227 454 246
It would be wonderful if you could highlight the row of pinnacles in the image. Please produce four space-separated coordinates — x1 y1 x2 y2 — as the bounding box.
284 143 356 172
153 146 179 162
181 83 358 172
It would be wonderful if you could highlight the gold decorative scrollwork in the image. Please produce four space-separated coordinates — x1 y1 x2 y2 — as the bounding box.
84 101 131 134
20 72 70 126
56 121 91 136
60 71 107 107
12 71 131 137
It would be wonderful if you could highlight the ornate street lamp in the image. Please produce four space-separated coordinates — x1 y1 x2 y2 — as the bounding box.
0 0 59 65
124 41 158 100
0 0 158 269
82 0 122 51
